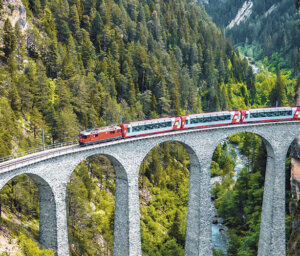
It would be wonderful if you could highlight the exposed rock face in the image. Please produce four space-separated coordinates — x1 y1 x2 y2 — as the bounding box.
227 1 253 29
288 137 300 255
290 136 300 160
0 0 29 33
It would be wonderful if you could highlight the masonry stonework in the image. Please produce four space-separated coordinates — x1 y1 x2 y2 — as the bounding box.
0 121 299 256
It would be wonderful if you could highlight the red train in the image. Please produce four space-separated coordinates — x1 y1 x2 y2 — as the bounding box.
78 106 300 146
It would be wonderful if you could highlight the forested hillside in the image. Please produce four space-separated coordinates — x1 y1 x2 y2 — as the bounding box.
204 0 300 75
0 0 259 159
0 0 298 255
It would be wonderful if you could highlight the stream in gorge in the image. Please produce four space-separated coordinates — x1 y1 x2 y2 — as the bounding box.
210 142 249 255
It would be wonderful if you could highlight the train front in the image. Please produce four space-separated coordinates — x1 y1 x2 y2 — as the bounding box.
78 131 88 145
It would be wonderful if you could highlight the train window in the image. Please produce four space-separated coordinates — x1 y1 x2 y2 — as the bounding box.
134 126 142 132
186 120 189 125
211 116 217 121
95 134 98 137
191 118 200 124
245 114 248 118
83 135 87 139
128 128 131 133
110 131 115 134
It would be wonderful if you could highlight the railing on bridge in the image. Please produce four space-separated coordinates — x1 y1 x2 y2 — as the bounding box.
0 140 78 163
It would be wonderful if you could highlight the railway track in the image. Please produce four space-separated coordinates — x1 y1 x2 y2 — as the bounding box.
0 120 299 173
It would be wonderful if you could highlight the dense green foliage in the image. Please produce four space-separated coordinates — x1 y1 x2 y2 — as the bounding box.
0 0 259 158
139 142 189 255
67 155 115 255
204 0 300 75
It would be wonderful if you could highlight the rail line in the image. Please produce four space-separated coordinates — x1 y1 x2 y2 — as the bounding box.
0 120 299 173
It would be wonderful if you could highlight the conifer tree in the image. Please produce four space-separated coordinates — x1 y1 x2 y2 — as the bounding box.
269 73 287 107
169 210 185 247
3 19 16 61
90 12 103 52
14 23 26 65
69 5 81 40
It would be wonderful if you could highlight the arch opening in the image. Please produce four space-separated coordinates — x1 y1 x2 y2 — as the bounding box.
66 153 128 256
138 140 200 256
0 173 55 255
210 132 269 256
286 135 300 256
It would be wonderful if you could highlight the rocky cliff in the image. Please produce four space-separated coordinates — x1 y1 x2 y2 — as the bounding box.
288 137 300 255
0 0 29 32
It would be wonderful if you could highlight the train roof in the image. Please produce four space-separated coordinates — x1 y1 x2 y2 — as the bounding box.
80 125 121 135
184 110 236 117
122 116 178 126
246 107 293 112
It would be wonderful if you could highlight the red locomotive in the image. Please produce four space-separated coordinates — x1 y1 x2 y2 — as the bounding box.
78 125 122 146
78 106 300 146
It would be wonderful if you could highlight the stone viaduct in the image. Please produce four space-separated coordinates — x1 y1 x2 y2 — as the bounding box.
0 121 299 256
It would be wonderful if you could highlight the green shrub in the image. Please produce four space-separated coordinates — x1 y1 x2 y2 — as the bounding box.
19 233 54 256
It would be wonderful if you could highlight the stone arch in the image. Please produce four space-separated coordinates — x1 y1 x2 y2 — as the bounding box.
209 129 276 256
212 129 274 156
0 172 57 251
138 139 202 256
66 151 129 256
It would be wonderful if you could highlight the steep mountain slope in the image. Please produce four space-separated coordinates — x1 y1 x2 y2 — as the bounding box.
204 0 300 75
0 0 256 158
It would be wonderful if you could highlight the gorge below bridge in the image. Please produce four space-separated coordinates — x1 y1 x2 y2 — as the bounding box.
0 120 299 256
